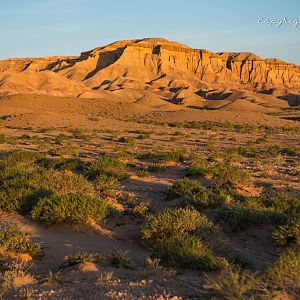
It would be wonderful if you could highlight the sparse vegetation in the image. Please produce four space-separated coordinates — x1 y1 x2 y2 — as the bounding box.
31 193 109 224
142 208 226 270
138 149 186 163
211 164 252 190
151 234 227 270
0 224 41 257
0 87 299 298
216 206 286 232
87 156 128 181
168 178 229 209
111 250 132 269
273 216 300 245
64 252 105 265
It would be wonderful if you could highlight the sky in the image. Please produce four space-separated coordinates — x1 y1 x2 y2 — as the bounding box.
0 0 299 64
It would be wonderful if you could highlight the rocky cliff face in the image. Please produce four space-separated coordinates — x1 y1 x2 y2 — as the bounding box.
0 38 299 98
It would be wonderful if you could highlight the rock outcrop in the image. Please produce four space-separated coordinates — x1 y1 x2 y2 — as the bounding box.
0 38 299 103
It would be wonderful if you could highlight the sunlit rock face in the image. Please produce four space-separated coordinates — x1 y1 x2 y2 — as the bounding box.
0 38 299 98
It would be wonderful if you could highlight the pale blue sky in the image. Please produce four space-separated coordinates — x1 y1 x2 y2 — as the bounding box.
1 0 299 64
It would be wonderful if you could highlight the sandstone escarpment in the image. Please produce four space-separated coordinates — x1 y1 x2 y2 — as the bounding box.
0 38 299 101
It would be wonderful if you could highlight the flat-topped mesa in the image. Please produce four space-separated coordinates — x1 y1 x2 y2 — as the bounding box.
80 39 299 88
0 38 299 97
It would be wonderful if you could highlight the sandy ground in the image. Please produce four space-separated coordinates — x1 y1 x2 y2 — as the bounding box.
0 93 299 299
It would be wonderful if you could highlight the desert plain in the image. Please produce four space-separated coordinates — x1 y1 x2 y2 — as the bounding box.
0 38 299 299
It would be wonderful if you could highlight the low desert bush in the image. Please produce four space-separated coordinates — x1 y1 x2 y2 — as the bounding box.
142 208 225 270
87 156 128 181
0 151 113 225
111 250 132 268
36 157 86 173
97 271 114 282
211 164 251 190
262 192 300 215
31 193 109 224
152 234 227 271
64 252 105 265
95 174 120 192
0 165 95 214
138 149 186 164
147 164 165 173
2 150 44 164
2 260 34 289
266 246 300 292
142 207 219 243
244 191 300 215
68 128 90 140
0 225 41 257
0 165 52 213
168 178 205 199
208 246 300 298
168 178 228 209
118 136 136 145
130 201 153 219
273 216 300 246
187 154 211 177
213 148 244 163
43 170 95 195
208 266 261 299
216 207 285 232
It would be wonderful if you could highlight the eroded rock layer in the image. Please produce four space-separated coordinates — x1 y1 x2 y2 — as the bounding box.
0 38 299 103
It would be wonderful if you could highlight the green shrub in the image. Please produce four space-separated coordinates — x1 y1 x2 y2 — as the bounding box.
0 225 41 257
266 246 300 291
209 266 259 299
43 170 94 195
0 164 94 214
118 136 136 145
168 178 205 199
142 207 222 250
138 149 186 163
192 188 229 210
187 155 211 177
87 156 128 181
160 149 186 163
217 207 286 232
208 247 300 298
95 174 120 192
213 148 244 163
68 128 89 140
36 157 86 173
244 192 300 217
0 150 44 165
152 234 227 271
0 134 6 143
111 250 132 268
0 166 53 213
273 216 300 245
64 252 105 265
280 146 300 156
130 201 152 219
147 164 165 173
212 164 251 189
31 193 109 224
54 134 67 145
142 207 218 242
263 192 300 215
168 178 228 209
237 146 257 157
